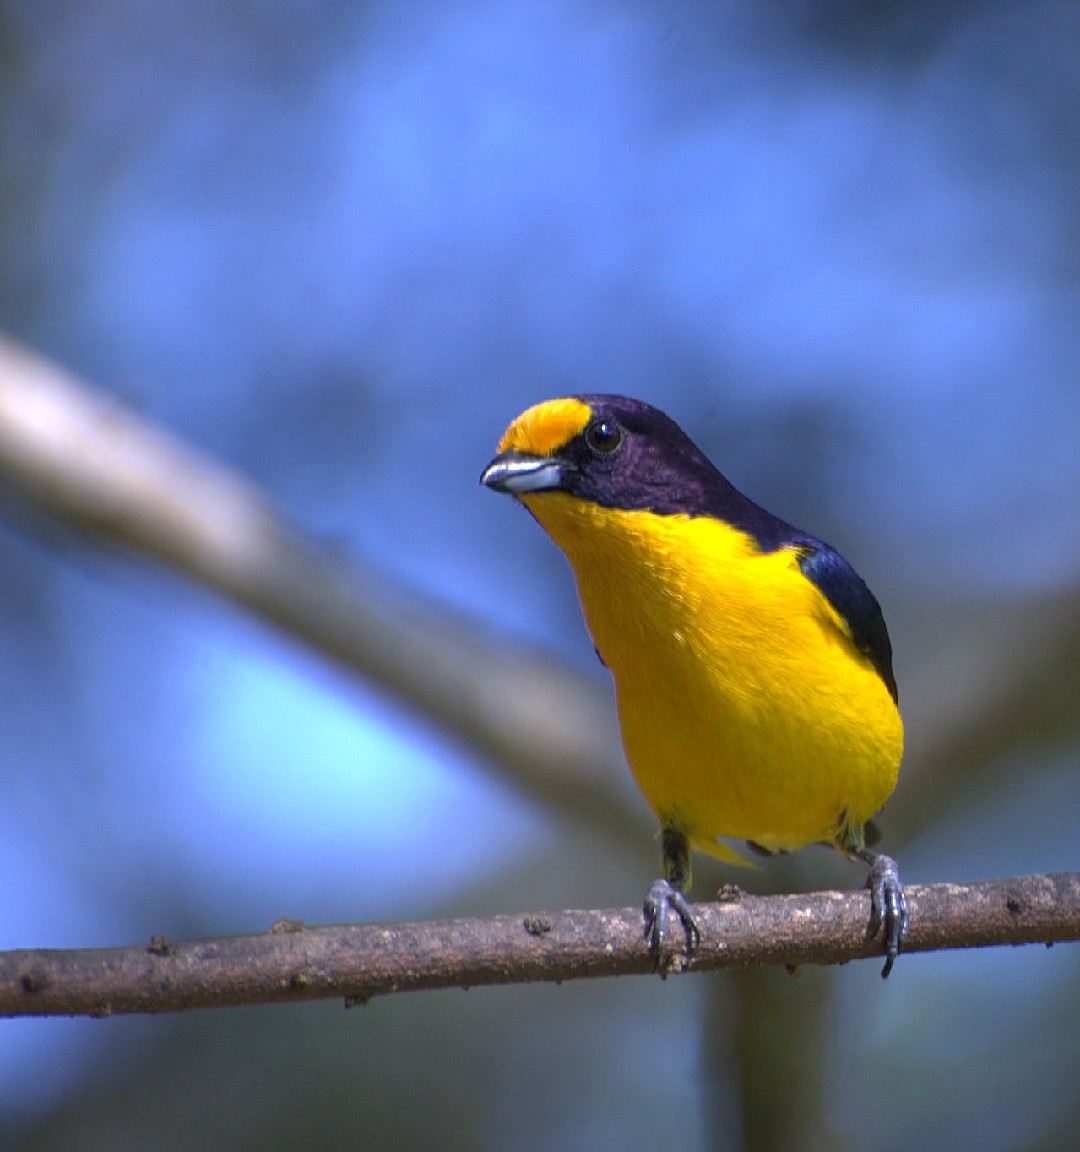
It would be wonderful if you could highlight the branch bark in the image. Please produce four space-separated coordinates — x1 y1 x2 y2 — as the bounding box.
3 873 1077 1018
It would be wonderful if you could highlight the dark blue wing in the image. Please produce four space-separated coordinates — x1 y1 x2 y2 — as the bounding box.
795 542 898 703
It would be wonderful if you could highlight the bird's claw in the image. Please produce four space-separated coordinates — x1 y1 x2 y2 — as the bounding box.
643 878 700 974
865 853 909 979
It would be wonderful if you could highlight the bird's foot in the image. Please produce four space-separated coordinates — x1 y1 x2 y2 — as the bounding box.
643 878 700 975
864 852 909 979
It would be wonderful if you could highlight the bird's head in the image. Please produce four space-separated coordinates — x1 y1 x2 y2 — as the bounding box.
480 394 728 515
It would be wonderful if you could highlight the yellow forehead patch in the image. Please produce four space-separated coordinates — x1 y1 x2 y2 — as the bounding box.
496 397 592 457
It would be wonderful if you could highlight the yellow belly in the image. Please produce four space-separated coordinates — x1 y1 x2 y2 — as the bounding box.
522 493 904 862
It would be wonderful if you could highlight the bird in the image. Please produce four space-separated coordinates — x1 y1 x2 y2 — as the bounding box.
480 394 909 977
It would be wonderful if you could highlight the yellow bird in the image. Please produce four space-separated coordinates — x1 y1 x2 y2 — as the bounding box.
480 394 908 977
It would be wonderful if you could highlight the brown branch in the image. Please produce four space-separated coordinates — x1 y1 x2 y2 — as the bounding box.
3 873 1077 1018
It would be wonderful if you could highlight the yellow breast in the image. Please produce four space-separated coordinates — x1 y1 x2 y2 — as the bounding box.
521 492 903 862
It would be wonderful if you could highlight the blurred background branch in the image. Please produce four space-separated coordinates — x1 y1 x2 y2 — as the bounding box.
0 332 643 844
2 331 1077 866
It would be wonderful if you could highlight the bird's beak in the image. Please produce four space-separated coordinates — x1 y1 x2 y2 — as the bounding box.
480 449 563 494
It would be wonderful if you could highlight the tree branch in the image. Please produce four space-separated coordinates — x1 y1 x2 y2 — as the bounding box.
3 873 1077 1018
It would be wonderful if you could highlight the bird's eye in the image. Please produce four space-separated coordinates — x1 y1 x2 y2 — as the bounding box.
585 418 623 455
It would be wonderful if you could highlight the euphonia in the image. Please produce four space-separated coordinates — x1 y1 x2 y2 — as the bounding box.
481 394 908 977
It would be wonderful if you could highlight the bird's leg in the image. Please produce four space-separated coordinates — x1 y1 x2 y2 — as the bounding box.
850 845 910 979
643 824 701 972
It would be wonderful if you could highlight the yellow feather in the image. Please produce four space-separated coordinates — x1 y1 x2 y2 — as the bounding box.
520 490 903 864
497 397 591 457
